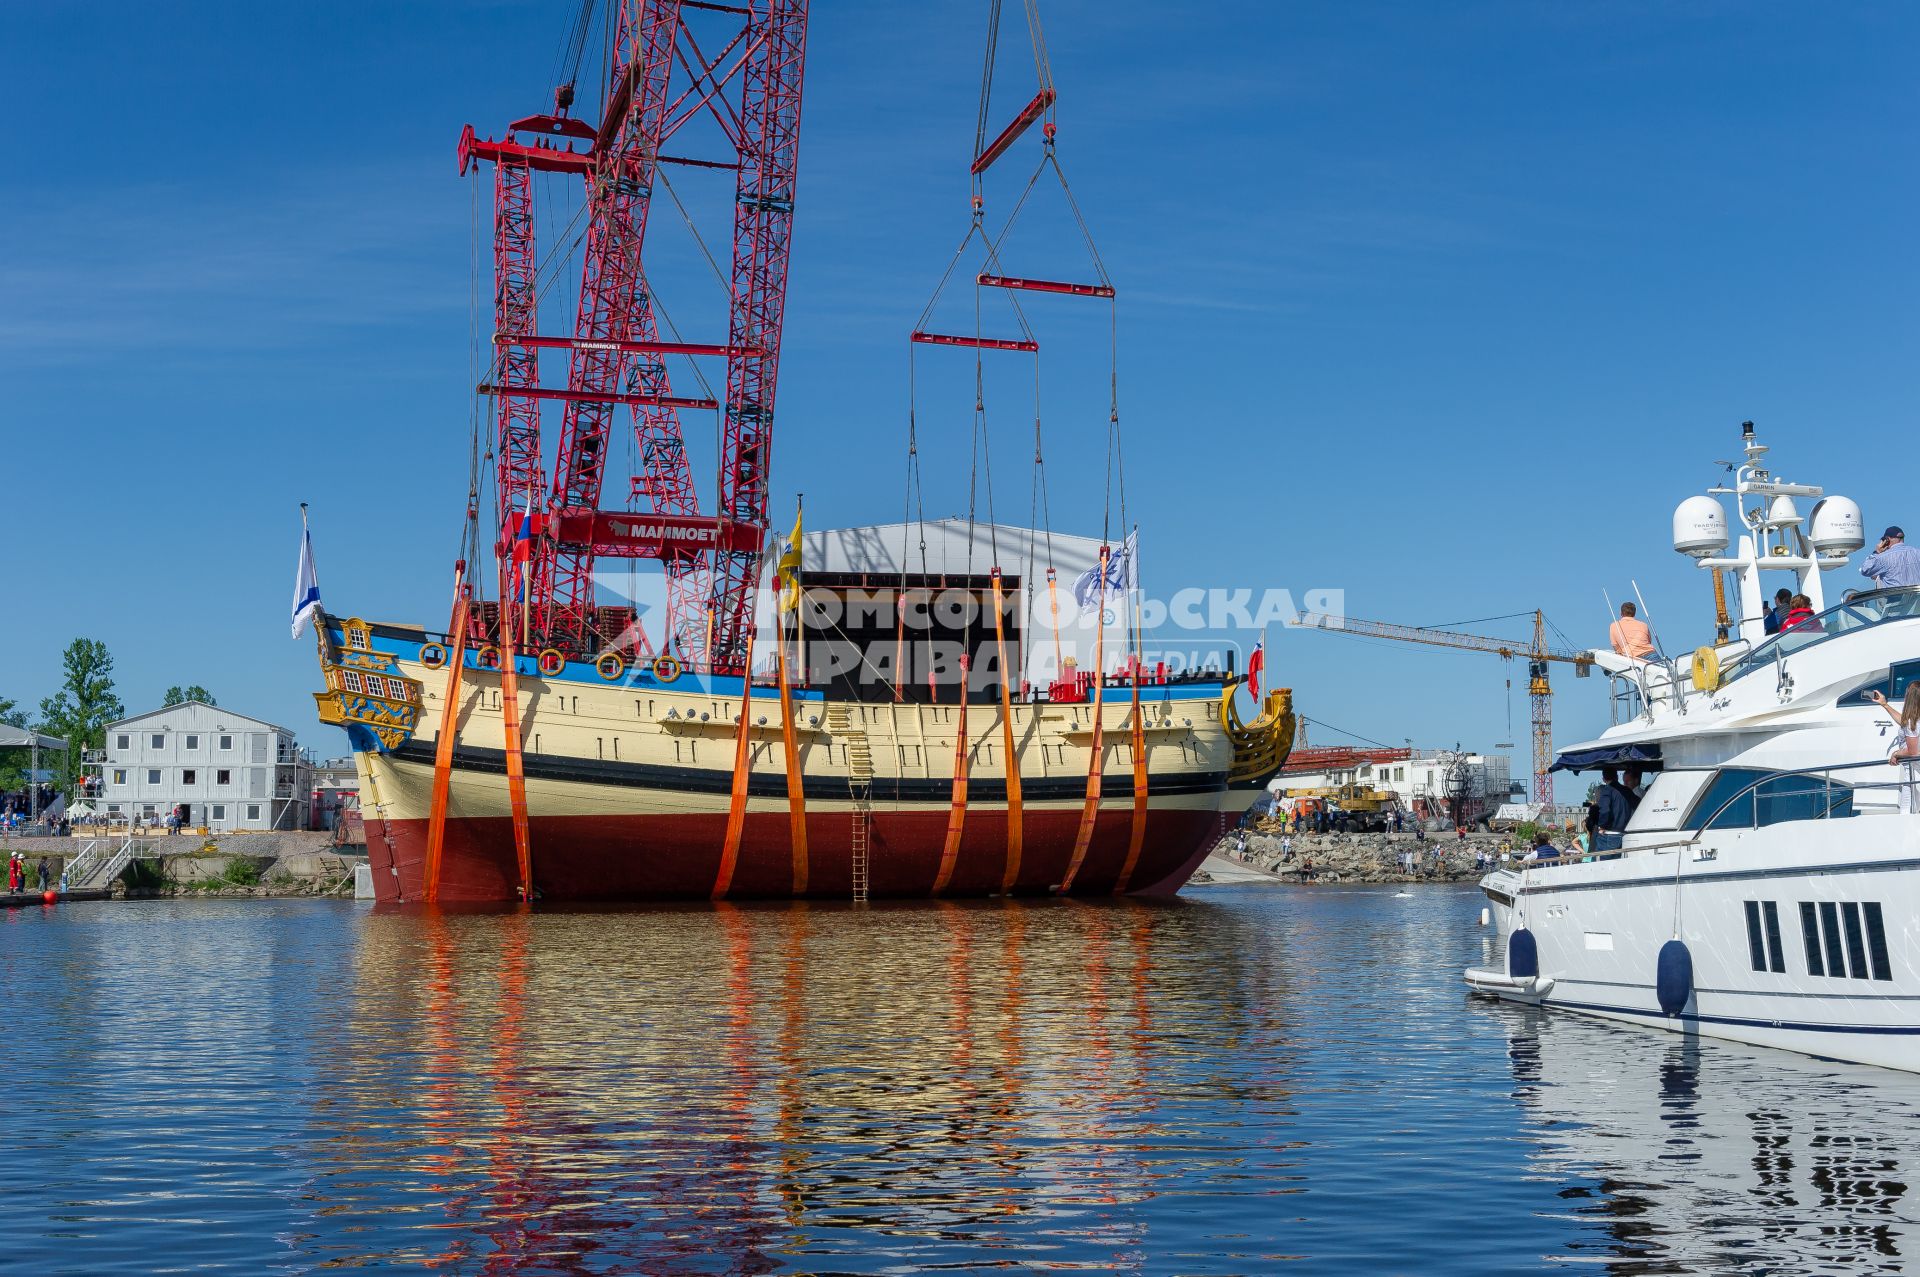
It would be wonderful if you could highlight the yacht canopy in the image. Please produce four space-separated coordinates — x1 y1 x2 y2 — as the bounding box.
1550 742 1663 773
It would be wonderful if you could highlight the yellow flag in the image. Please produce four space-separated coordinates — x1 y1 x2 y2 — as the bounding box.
777 508 803 612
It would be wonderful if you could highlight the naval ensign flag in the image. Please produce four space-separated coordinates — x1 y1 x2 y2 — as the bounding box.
291 504 322 639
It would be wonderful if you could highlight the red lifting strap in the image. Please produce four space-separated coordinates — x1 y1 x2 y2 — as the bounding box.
977 274 1114 299
910 331 1038 353
972 89 1057 176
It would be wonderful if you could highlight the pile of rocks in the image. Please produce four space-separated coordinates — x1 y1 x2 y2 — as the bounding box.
1202 828 1515 885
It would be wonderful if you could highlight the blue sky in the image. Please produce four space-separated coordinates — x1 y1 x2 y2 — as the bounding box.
4 1 1916 773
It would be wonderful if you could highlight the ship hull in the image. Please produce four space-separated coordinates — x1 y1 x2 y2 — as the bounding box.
322 617 1289 904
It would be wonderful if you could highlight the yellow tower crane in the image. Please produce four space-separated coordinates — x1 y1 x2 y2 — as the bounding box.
1290 610 1596 809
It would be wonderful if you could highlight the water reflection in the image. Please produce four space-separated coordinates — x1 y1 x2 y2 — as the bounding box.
1488 1002 1920 1274
319 899 1249 1272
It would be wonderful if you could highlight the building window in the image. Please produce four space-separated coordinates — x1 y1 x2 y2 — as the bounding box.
219 734 232 751
112 769 126 786
211 805 225 821
246 804 261 821
185 734 199 750
151 733 165 749
182 770 196 785
146 769 161 785
216 770 230 785
116 734 130 751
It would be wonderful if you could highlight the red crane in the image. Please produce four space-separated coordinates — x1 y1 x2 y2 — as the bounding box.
458 0 808 673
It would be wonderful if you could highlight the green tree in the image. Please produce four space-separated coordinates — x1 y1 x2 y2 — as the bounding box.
37 639 124 795
162 685 216 707
0 695 27 791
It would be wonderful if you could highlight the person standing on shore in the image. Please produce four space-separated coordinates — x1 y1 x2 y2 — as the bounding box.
35 858 50 892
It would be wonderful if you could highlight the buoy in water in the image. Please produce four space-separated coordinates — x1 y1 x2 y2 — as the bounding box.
1478 907 1490 927
1656 939 1693 1016
1506 927 1539 979
41 890 57 905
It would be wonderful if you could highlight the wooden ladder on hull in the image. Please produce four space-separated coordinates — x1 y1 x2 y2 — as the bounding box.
830 704 875 903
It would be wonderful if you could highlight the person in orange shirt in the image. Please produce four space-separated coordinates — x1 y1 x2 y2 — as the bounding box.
1608 601 1655 660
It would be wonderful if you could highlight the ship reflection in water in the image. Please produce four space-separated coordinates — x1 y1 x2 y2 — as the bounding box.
326 899 1274 1273
6 890 1920 1273
1488 1002 1920 1273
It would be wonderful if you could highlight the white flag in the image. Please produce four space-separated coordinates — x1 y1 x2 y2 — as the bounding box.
291 507 322 638
1071 530 1139 608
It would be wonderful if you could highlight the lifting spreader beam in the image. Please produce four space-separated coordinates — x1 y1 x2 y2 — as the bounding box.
910 331 1038 353
971 89 1057 176
977 274 1114 299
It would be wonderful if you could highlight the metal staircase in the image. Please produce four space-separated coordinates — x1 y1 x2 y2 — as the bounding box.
60 837 142 891
828 705 875 903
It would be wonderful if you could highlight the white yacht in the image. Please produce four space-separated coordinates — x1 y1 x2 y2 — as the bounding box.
1467 422 1920 1072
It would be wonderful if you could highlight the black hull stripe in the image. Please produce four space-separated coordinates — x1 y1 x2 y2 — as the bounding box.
387 739 1228 803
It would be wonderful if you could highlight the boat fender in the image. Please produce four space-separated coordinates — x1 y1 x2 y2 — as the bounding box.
1478 907 1490 927
1656 939 1693 1016
420 643 448 670
595 651 626 681
1506 927 1538 980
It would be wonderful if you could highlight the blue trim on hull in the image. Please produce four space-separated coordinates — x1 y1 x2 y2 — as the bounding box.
1549 996 1920 1036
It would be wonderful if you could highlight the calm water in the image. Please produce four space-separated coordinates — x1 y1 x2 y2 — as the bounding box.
3 887 1918 1275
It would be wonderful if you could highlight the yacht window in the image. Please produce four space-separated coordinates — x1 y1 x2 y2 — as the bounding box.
1803 900 1894 981
1839 658 1920 710
1864 903 1895 980
1684 769 1853 830
1762 901 1785 972
1840 903 1871 980
1800 902 1824 976
1742 901 1787 974
1818 902 1847 977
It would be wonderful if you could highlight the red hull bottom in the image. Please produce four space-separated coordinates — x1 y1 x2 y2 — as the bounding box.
363 807 1223 903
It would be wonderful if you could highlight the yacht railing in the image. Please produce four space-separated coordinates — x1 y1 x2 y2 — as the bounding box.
1520 756 1914 872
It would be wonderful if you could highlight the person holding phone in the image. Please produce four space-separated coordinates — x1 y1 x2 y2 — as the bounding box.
1867 684 1920 813
1863 526 1920 589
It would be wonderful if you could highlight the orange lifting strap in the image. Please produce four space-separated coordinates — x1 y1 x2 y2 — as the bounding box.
712 625 758 900
423 584 471 904
497 616 534 902
934 655 971 894
776 637 809 894
992 571 1025 892
1112 677 1150 893
1058 547 1110 892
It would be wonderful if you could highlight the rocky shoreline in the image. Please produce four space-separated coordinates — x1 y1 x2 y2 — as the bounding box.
1193 829 1516 886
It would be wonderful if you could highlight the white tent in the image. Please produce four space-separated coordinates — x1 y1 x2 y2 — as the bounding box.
801 519 1135 688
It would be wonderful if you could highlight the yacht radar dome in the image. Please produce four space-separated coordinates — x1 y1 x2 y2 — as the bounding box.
1764 494 1802 529
1808 495 1864 561
1673 495 1729 559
